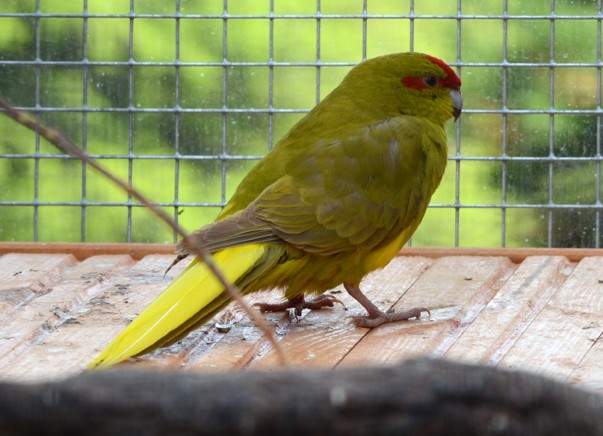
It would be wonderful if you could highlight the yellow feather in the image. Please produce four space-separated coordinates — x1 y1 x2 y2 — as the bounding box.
88 244 267 369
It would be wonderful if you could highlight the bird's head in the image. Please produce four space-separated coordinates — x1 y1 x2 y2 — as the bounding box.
339 52 463 126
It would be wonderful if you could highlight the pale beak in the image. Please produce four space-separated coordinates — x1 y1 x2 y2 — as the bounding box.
450 89 463 121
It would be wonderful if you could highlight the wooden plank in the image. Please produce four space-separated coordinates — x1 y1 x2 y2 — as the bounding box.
185 318 265 373
498 257 603 381
444 256 572 364
136 293 276 372
81 255 190 362
338 256 515 367
564 257 603 391
0 255 135 372
0 242 175 260
0 255 186 381
186 289 288 373
0 249 600 390
398 247 603 263
247 257 434 369
567 341 603 393
0 254 76 315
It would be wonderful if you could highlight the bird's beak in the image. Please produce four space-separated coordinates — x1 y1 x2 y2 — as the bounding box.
450 89 463 122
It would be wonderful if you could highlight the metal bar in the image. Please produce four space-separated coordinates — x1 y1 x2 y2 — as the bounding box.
454 0 462 246
409 0 415 52
501 0 509 247
2 201 601 210
3 12 603 20
547 0 556 247
268 0 275 152
33 0 41 242
3 59 603 68
221 0 228 209
81 0 89 241
361 0 367 59
1 154 265 161
173 0 182 243
407 0 415 246
127 0 135 242
316 0 322 105
5 154 603 164
7 106 603 116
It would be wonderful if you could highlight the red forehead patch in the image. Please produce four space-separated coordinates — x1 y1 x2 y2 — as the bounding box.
425 54 461 88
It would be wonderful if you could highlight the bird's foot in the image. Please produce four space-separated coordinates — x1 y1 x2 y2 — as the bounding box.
343 283 430 328
350 306 430 328
254 294 345 318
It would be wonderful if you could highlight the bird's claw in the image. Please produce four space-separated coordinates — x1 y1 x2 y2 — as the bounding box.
350 307 430 328
254 294 346 317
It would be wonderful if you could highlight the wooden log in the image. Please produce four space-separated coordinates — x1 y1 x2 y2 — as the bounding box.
0 358 601 435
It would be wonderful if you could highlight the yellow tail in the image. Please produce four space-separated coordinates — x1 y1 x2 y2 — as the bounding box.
88 244 268 370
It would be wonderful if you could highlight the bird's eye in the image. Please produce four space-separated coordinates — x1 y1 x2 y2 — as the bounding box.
424 75 438 87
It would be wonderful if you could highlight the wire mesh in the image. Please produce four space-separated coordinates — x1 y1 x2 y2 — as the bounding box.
0 0 601 248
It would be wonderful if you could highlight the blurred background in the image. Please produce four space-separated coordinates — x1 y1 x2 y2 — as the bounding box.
0 0 601 248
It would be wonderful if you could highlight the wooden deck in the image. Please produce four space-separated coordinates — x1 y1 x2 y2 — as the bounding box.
1 243 602 393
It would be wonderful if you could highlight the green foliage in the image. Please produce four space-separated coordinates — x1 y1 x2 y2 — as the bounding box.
0 0 600 247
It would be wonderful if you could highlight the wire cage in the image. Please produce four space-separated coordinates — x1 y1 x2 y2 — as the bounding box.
0 0 602 248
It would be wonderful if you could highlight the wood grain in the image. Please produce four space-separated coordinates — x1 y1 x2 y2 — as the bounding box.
444 255 572 364
498 257 603 379
0 246 602 395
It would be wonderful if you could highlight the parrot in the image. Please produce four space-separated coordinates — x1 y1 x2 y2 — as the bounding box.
89 52 462 369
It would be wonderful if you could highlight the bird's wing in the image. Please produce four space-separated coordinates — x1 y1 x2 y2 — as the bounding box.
252 117 444 255
181 117 445 257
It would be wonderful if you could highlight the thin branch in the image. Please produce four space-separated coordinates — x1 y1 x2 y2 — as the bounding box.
0 97 289 366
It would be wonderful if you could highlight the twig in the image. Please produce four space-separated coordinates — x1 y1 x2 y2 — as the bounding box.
0 96 289 366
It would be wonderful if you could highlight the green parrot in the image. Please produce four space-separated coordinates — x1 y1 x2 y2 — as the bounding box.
89 52 462 369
